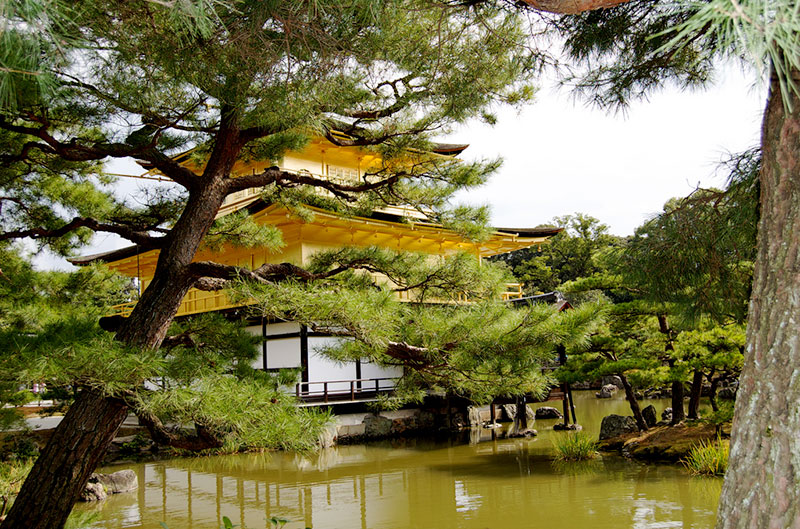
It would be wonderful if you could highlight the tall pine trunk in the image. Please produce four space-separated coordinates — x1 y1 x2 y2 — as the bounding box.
716 67 800 528
3 171 230 529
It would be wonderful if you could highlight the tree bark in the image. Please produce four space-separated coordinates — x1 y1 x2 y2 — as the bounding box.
707 373 719 413
4 132 237 529
115 181 228 348
658 314 685 425
716 66 800 528
687 370 704 420
619 373 648 431
2 389 128 529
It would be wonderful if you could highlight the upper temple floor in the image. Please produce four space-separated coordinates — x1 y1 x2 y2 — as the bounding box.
71 136 561 317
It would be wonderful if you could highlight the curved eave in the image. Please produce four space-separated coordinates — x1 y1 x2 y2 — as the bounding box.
73 204 558 276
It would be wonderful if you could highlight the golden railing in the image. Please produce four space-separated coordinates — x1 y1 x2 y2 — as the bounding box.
501 283 524 301
109 282 526 318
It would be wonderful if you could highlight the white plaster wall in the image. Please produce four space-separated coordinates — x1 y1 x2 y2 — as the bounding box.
266 322 301 336
361 361 402 389
265 338 301 369
308 336 356 393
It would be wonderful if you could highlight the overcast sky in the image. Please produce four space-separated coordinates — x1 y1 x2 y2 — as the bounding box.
450 64 765 236
33 64 765 270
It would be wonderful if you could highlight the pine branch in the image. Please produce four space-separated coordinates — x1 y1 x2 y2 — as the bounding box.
224 165 404 198
0 217 165 248
188 261 356 290
0 116 199 189
132 405 224 451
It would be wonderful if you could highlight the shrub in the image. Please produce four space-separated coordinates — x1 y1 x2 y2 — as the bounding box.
683 437 729 476
553 432 599 461
0 459 34 517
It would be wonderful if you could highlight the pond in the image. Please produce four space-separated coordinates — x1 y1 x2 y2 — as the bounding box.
76 392 722 529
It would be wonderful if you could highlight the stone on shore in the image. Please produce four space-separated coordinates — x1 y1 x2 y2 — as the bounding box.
641 405 658 428
599 414 638 440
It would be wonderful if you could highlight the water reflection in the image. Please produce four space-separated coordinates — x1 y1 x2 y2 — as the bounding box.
77 393 721 529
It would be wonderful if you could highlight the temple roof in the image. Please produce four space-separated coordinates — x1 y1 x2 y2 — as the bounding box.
69 202 560 266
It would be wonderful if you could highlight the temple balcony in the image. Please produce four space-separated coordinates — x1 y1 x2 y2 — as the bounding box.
109 281 527 319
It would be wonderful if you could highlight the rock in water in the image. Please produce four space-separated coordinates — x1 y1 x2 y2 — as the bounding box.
553 423 582 431
595 384 617 399
535 406 563 419
80 480 107 502
80 470 138 501
602 375 624 389
642 405 658 428
661 408 673 422
508 428 538 438
96 470 138 494
599 414 638 440
501 404 536 423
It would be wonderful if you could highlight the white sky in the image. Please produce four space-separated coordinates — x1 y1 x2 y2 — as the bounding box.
450 64 765 235
33 64 766 271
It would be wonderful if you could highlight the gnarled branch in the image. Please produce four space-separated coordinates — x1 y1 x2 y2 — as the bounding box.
0 216 166 248
224 165 404 198
188 260 357 291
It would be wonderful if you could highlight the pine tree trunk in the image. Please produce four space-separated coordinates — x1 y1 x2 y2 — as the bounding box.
2 389 128 529
716 67 800 528
687 370 703 420
708 375 719 413
669 378 685 425
619 373 648 431
3 147 234 529
116 181 228 348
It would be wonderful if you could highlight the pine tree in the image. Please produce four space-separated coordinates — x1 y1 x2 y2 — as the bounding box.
0 2 548 527
548 2 800 523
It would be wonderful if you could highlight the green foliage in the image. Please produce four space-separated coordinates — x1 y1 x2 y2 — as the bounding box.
119 433 150 456
140 374 330 452
682 437 729 476
552 432 600 461
675 326 744 377
0 458 33 517
551 0 715 109
236 250 606 404
1 0 544 257
204 211 285 253
662 0 800 108
496 213 623 294
612 152 758 324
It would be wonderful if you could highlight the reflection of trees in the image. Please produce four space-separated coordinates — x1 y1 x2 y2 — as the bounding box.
85 445 722 529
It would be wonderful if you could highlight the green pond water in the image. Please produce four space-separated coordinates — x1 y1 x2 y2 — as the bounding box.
77 392 722 529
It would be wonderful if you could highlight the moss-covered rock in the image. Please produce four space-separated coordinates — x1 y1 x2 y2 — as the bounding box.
600 423 728 462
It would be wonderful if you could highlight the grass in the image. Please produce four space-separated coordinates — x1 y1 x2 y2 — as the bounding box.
682 437 729 476
552 432 599 461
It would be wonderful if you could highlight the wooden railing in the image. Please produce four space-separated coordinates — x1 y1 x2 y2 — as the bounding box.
295 377 397 403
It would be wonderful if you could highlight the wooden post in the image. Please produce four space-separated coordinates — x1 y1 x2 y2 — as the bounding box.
350 380 355 401
567 383 577 424
562 383 570 427
324 382 328 403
